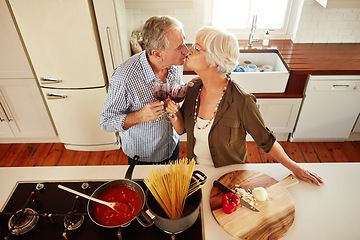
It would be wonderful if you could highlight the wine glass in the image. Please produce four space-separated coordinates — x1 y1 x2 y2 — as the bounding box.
152 80 170 121
167 81 188 120
153 80 169 102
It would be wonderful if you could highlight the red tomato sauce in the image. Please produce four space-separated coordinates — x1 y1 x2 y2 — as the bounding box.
92 187 142 226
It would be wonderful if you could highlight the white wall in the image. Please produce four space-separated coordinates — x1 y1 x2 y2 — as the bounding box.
125 0 360 43
292 0 360 43
127 0 210 43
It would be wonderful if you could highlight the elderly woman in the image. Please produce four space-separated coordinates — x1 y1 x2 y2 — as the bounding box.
166 26 323 185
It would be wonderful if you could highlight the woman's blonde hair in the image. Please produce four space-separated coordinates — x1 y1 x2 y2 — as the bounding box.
196 26 239 73
142 16 183 55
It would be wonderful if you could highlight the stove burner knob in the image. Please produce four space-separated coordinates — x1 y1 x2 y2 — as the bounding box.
35 183 45 191
81 182 89 190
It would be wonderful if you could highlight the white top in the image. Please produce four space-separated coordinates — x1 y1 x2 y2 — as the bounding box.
194 117 214 166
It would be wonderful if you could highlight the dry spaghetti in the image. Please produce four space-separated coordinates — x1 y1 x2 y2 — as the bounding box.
144 158 197 219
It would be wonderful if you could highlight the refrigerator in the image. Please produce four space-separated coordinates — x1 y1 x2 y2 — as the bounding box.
7 0 131 151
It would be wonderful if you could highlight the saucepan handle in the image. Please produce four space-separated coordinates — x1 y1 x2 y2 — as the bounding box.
125 155 140 180
136 209 155 227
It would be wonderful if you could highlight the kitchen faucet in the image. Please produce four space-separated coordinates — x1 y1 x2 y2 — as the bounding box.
248 15 260 47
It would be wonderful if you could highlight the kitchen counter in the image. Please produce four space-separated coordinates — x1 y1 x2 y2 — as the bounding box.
1 163 360 240
238 40 360 75
185 40 360 98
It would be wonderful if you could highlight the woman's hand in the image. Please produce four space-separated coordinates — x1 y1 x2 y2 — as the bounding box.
292 167 323 186
164 98 180 114
164 98 185 134
186 76 201 87
268 141 324 186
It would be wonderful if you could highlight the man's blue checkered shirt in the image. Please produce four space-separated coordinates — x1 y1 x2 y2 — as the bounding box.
100 51 182 162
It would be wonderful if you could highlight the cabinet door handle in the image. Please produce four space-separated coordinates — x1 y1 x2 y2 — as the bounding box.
0 104 6 122
332 84 349 89
40 77 62 84
46 93 67 99
0 90 14 122
106 27 115 70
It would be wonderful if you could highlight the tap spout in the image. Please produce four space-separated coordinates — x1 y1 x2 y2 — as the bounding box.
250 14 257 33
248 15 260 47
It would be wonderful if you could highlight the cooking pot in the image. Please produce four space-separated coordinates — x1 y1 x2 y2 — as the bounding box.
137 170 206 234
87 155 145 228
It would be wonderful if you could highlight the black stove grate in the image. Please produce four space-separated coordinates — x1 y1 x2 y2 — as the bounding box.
0 181 203 240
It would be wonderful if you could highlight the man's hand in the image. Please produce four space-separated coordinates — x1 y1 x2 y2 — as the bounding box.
139 101 164 122
123 101 164 130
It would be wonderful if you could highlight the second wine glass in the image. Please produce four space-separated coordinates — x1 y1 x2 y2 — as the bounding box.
167 81 188 120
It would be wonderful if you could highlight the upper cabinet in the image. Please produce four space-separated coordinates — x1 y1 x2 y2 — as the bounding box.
315 0 360 8
0 0 32 79
124 0 193 9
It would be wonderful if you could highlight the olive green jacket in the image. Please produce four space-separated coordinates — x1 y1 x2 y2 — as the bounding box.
180 80 276 167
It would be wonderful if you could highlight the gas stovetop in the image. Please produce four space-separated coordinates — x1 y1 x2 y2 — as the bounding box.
0 181 203 240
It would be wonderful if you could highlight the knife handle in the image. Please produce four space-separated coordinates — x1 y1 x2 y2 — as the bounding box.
213 180 233 193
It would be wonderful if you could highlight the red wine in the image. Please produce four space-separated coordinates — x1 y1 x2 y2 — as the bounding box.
170 87 186 103
153 88 169 101
170 95 185 103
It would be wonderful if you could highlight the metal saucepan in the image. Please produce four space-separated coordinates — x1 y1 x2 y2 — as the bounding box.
137 170 206 234
87 155 145 228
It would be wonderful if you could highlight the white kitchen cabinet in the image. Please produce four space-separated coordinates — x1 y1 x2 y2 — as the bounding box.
257 99 302 133
248 98 302 141
0 0 57 142
124 0 193 9
0 79 57 141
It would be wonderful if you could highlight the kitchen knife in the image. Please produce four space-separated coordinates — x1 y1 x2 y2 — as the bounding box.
213 180 259 212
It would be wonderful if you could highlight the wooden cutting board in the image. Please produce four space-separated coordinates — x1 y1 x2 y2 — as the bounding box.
210 170 299 240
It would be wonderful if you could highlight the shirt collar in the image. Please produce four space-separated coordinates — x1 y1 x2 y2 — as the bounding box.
140 51 157 84
140 51 183 84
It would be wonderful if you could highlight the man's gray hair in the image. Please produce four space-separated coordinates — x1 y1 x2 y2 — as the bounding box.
142 16 183 55
196 26 239 73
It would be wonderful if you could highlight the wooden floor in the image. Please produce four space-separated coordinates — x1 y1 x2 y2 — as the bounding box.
0 141 360 167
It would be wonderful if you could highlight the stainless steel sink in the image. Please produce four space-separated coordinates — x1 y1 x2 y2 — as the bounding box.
231 49 290 93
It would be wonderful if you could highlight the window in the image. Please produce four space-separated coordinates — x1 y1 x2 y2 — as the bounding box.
212 0 293 36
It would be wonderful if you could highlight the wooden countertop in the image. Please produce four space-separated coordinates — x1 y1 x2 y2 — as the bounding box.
185 40 360 98
239 40 360 75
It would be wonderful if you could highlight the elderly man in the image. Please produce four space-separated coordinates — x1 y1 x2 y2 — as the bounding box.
100 16 188 164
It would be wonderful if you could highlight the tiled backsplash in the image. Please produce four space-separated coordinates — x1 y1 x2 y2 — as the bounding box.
126 0 360 43
293 0 360 43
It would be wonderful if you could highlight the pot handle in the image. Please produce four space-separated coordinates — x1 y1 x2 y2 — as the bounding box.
192 170 207 187
136 209 154 228
125 155 140 180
